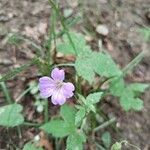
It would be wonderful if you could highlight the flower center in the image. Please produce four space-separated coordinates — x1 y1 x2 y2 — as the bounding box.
56 81 63 89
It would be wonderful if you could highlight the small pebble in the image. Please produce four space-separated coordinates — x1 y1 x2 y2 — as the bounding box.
96 24 109 36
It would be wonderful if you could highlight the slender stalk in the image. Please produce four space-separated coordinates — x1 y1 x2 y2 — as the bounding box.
0 77 13 104
0 76 23 138
16 87 31 102
23 122 42 127
122 51 144 75
48 0 78 55
93 117 116 132
54 63 75 68
44 100 49 123
17 126 22 139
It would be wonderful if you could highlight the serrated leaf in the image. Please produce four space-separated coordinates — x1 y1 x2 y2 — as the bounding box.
23 142 43 150
60 104 76 126
110 78 125 97
86 104 96 113
0 57 38 82
128 83 149 93
0 104 24 127
75 107 86 126
40 104 76 138
93 52 121 77
111 142 122 150
67 132 86 150
75 47 95 83
120 94 143 111
86 92 103 104
102 132 111 148
78 94 86 104
57 32 86 55
40 119 71 137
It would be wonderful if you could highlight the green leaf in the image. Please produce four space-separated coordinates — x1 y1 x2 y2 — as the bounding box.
84 92 103 113
60 104 76 125
75 47 95 83
110 78 125 97
57 32 86 55
86 92 103 104
128 83 149 93
93 52 121 77
23 142 43 150
40 104 76 138
101 131 111 148
75 107 86 126
111 142 122 150
120 90 143 111
0 57 38 82
0 104 24 127
66 132 86 150
40 119 71 137
139 27 150 41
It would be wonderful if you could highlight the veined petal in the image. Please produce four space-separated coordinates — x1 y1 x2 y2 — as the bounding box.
51 88 66 105
40 88 53 98
51 68 65 81
63 82 75 98
39 76 55 98
39 76 55 90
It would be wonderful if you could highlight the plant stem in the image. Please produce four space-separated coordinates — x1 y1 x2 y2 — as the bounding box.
17 126 22 139
16 87 31 102
22 122 42 127
54 63 75 68
0 80 13 104
122 51 144 75
93 117 116 132
44 100 49 123
48 0 78 55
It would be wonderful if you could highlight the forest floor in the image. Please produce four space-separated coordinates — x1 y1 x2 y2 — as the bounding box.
0 0 150 149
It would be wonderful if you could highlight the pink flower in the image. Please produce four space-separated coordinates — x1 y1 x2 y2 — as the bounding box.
39 68 75 105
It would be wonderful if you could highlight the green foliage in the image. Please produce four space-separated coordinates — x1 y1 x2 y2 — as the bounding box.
92 52 121 77
75 47 95 83
75 107 86 126
66 132 86 150
57 32 87 55
40 104 76 137
40 104 86 149
7 33 23 45
57 32 121 83
23 142 43 150
101 131 111 148
110 78 149 111
111 142 122 150
78 92 103 113
0 104 24 127
75 50 121 83
139 27 150 41
128 83 149 93
0 57 38 82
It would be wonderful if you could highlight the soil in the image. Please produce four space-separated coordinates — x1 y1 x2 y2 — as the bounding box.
0 0 150 149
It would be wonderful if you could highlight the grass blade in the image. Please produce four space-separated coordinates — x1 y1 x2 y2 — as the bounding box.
0 57 38 82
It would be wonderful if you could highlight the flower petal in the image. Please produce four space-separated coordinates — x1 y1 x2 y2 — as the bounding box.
51 68 65 81
51 89 66 105
40 89 53 98
39 76 55 98
63 82 75 98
